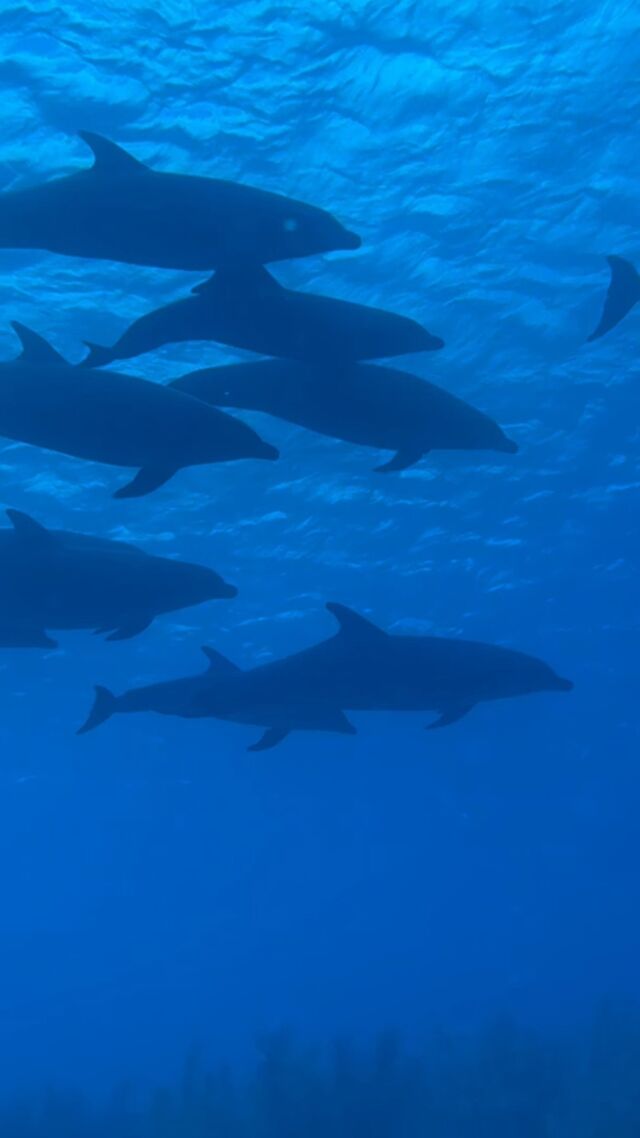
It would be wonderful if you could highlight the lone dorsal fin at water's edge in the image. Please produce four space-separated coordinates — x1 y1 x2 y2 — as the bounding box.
79 132 149 177
10 322 67 366
587 254 640 341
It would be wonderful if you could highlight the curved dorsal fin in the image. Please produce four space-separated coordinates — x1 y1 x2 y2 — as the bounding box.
10 322 66 365
79 131 147 176
198 266 283 296
6 509 55 546
200 646 242 674
326 603 386 640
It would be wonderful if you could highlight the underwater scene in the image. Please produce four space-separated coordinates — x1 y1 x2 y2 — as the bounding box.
0 0 639 1133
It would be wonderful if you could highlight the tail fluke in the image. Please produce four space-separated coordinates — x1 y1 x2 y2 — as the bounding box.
587 255 640 342
77 685 117 735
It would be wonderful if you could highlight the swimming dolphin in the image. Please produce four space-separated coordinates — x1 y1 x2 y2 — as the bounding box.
78 603 573 750
171 360 517 472
0 509 237 648
0 132 361 271
82 266 444 368
77 642 354 743
0 323 278 498
587 255 640 341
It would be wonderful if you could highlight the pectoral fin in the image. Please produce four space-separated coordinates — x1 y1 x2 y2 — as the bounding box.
248 728 290 752
113 467 180 499
427 705 474 730
373 449 425 473
104 616 152 641
82 340 116 369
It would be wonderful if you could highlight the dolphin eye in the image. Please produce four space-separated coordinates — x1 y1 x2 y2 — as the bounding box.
283 217 299 232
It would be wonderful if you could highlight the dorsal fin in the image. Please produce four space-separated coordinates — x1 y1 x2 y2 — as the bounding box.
200 645 242 674
79 131 147 176
6 509 56 546
11 322 66 365
326 603 386 640
200 266 283 296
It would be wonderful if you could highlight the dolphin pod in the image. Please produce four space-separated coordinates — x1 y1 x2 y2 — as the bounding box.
0 127 575 749
0 132 361 270
78 603 573 750
0 510 236 648
0 322 278 498
171 359 517 472
587 255 640 341
82 266 444 368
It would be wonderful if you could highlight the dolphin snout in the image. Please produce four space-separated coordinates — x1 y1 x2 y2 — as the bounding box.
501 437 519 454
256 441 280 461
218 581 239 599
424 332 445 351
554 676 574 692
339 229 362 251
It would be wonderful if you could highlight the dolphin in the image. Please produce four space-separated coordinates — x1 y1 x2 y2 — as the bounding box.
0 509 237 648
171 359 517 472
0 323 278 498
82 265 444 368
78 603 573 750
77 643 354 744
587 255 640 341
0 132 361 271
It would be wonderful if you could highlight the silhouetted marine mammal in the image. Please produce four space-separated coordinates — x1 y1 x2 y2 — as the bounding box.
587 255 640 341
0 132 361 270
0 510 237 648
171 360 517 472
0 323 277 498
82 266 444 368
79 603 572 750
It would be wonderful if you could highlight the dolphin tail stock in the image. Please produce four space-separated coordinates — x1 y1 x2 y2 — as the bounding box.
81 340 117 369
77 686 117 735
373 449 427 473
587 255 640 342
426 705 474 730
113 467 180 498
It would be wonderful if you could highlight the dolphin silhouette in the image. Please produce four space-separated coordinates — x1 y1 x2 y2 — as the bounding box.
0 509 237 648
82 266 444 368
587 255 640 341
0 132 361 270
171 359 517 472
0 323 277 498
78 603 572 750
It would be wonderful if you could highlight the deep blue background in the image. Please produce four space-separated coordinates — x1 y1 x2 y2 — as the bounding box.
0 0 638 1100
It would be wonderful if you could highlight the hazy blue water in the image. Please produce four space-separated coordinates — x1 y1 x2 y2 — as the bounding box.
0 0 638 1106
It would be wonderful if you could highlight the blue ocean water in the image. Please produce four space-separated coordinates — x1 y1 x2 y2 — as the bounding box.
0 0 638 1130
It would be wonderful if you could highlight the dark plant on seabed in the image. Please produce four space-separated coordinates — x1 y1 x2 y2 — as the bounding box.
2 1003 640 1137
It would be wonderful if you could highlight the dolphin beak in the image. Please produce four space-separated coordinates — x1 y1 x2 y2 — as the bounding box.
340 229 362 250
502 437 519 454
555 676 574 692
219 581 238 599
257 442 279 461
